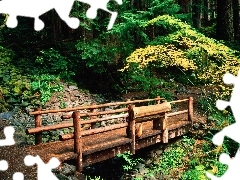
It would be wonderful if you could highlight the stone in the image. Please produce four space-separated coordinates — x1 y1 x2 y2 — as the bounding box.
61 163 76 175
20 101 29 107
139 167 148 175
68 85 78 91
156 150 163 155
55 173 69 180
0 111 14 120
101 121 106 127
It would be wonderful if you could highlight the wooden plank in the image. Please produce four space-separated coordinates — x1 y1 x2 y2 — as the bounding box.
27 113 129 135
78 108 128 117
25 121 192 170
133 102 171 118
61 114 73 119
83 139 132 155
167 110 188 117
82 124 191 167
29 97 164 115
169 99 189 104
50 152 78 162
81 113 128 125
83 144 131 167
60 123 128 140
26 122 74 134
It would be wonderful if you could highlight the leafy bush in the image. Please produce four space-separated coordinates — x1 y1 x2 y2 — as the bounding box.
35 48 75 81
0 46 32 111
30 74 63 105
117 151 143 172
181 165 209 180
122 15 240 99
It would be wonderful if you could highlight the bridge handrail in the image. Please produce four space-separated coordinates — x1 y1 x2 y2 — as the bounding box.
27 96 163 144
29 97 164 115
26 96 193 145
25 95 193 173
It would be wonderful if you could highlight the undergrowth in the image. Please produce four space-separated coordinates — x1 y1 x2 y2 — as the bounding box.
121 15 240 101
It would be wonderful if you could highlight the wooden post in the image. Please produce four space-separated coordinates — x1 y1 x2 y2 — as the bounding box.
73 111 82 173
161 113 168 143
188 97 193 125
127 104 135 154
153 96 161 129
90 103 97 129
126 99 131 137
162 128 168 143
156 96 160 104
126 99 131 105
34 108 42 145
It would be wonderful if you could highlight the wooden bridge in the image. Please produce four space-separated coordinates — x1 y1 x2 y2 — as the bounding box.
25 96 193 174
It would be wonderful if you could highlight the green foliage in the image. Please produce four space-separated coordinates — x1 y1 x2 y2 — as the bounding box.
0 45 32 111
158 146 187 171
30 74 63 105
35 48 75 81
149 89 174 101
117 151 143 172
181 165 209 180
73 0 184 94
75 39 119 73
199 23 216 38
122 14 240 99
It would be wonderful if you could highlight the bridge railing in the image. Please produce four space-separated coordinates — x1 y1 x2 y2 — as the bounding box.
26 96 193 173
26 96 164 145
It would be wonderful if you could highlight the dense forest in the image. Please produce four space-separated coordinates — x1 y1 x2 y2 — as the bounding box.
1 0 240 179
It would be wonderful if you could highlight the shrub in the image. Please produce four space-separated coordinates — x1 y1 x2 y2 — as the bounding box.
121 15 240 99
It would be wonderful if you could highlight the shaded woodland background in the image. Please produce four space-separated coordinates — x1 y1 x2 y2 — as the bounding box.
0 0 240 101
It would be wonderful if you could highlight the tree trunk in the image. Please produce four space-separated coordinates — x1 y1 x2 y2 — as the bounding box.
216 0 234 41
178 0 191 13
203 0 209 25
210 0 217 20
192 0 203 28
233 0 240 40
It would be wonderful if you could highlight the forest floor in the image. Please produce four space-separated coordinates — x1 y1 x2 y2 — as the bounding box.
0 86 208 180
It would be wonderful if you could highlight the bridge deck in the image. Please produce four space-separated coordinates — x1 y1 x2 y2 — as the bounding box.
26 115 190 167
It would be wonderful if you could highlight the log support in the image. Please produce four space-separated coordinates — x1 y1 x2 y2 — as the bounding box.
162 128 168 143
90 103 97 129
127 104 135 154
160 114 168 143
156 96 160 104
34 108 42 145
73 111 82 173
188 97 194 125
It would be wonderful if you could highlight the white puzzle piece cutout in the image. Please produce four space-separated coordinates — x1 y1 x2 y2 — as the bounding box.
0 126 15 174
0 160 8 171
78 0 123 30
12 172 24 180
0 0 122 31
0 0 79 31
24 155 60 180
207 70 240 179
212 71 240 146
206 149 240 179
0 126 15 146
